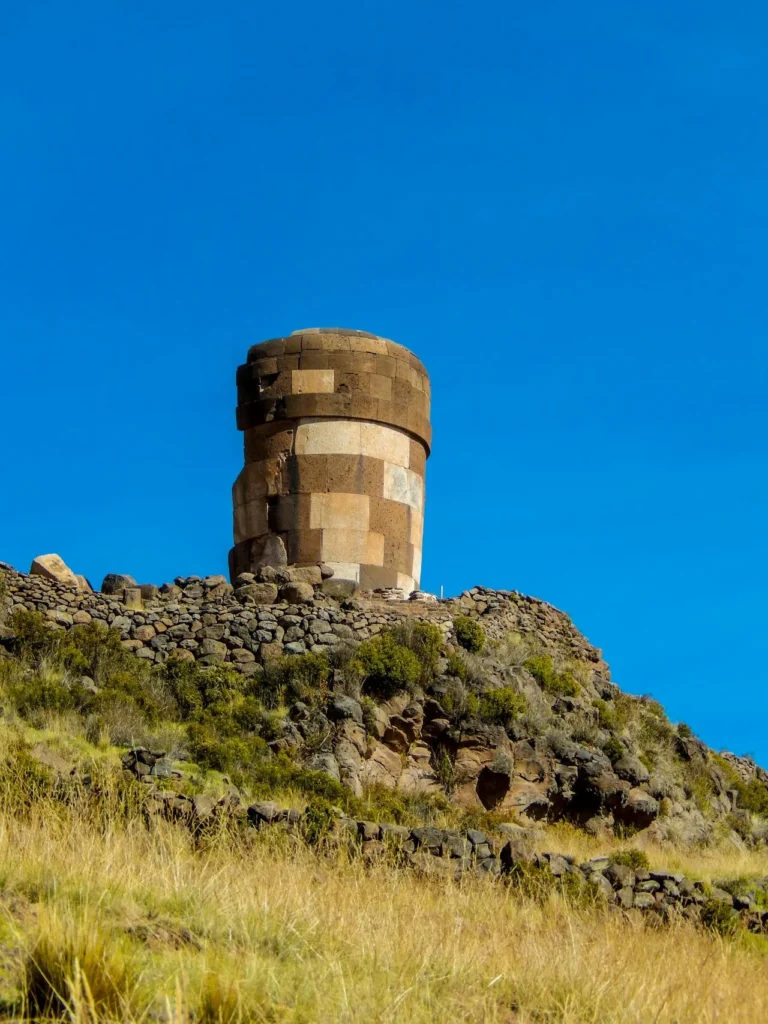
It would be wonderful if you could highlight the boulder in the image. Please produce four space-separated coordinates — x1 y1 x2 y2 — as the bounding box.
101 573 138 595
237 583 279 605
253 535 288 571
321 578 359 599
327 695 363 725
286 565 323 586
618 787 660 829
613 756 651 786
278 582 314 604
30 554 79 588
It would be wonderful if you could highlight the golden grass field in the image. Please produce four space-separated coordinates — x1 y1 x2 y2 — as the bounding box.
0 790 766 1024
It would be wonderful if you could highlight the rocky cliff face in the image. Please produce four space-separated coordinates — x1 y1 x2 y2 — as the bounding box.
0 559 763 848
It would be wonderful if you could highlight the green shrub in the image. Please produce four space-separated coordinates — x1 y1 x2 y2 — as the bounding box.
677 722 693 738
478 687 527 727
608 849 650 872
603 736 625 764
7 672 76 718
453 616 485 653
594 698 616 730
354 631 420 700
264 652 330 707
701 900 740 937
301 802 338 847
390 621 444 684
445 651 467 681
524 655 580 697
186 721 268 777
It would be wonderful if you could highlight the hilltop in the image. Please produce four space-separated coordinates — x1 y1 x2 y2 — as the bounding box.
0 556 767 1020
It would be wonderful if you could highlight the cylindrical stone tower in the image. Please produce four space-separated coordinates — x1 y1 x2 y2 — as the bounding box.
230 328 431 592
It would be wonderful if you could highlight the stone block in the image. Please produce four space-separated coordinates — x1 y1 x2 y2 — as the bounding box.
368 373 393 401
411 546 423 583
291 368 335 394
286 528 323 565
383 463 424 511
286 565 322 585
309 492 370 531
233 500 269 545
283 454 328 494
243 425 294 463
359 421 410 466
345 394 380 422
408 508 424 547
295 419 361 456
375 354 397 378
409 439 427 475
369 496 409 539
124 587 143 610
359 564 399 591
322 560 360 583
320 577 360 598
349 335 389 356
319 529 369 564
325 454 384 496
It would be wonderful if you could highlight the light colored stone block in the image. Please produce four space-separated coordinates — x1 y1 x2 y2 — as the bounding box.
411 547 422 584
295 418 362 455
323 560 361 582
364 531 385 566
359 421 410 467
383 463 424 511
396 573 415 594
408 509 424 548
291 369 335 394
309 492 370 530
320 529 371 563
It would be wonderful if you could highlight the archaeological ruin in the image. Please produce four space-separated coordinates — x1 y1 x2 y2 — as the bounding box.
229 328 431 593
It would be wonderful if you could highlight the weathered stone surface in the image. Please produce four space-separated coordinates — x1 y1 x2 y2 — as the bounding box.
237 582 279 604
278 582 314 604
101 573 138 595
30 554 79 588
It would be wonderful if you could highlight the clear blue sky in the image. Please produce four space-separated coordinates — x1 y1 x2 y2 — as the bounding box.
2 2 767 762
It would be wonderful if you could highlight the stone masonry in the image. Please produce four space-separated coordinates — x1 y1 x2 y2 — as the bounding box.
230 328 431 592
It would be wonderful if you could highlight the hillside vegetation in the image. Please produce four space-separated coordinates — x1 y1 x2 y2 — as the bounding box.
0 565 767 1020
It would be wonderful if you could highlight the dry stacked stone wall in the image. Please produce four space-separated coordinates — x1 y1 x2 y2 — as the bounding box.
0 562 604 674
231 328 431 593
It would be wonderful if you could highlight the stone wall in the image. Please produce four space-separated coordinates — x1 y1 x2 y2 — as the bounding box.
0 561 604 674
231 328 431 592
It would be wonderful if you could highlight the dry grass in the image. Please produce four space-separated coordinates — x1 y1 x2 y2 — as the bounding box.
535 821 768 883
0 804 764 1022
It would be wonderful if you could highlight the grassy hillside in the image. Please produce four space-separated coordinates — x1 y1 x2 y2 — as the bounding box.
0 581 767 1020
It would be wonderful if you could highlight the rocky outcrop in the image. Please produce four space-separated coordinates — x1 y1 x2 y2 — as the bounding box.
0 560 761 844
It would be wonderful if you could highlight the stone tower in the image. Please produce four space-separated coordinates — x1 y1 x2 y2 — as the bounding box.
229 328 431 592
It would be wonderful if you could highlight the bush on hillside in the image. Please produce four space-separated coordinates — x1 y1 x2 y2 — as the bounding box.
445 650 467 681
479 687 527 727
354 631 421 700
608 849 650 872
390 620 444 684
453 616 486 653
524 654 580 697
263 652 330 707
